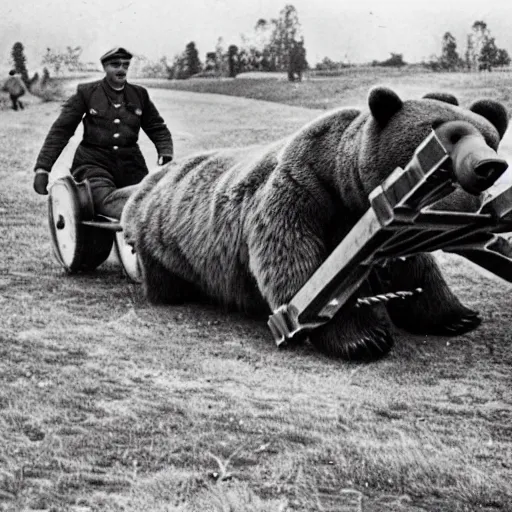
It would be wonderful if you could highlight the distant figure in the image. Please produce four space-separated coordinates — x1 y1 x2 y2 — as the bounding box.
32 47 174 219
2 70 26 111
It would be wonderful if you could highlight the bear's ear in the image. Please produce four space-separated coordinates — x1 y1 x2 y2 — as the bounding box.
368 86 403 126
469 99 509 139
422 92 459 106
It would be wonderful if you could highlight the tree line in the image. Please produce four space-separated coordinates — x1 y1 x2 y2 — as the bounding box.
6 11 512 88
20 4 307 82
160 4 307 81
315 20 510 73
8 42 95 90
427 21 510 72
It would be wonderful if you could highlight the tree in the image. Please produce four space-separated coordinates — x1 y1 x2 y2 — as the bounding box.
467 21 489 70
373 53 406 67
495 48 511 67
167 42 201 79
274 4 304 80
239 4 307 81
63 46 83 72
227 45 239 77
41 46 85 74
11 42 30 87
185 42 201 77
42 48 66 75
465 20 510 71
167 54 187 79
215 37 229 75
140 56 169 78
204 52 217 72
464 34 474 70
129 54 149 77
289 39 307 80
479 36 510 70
479 37 498 71
254 18 277 71
440 32 462 70
42 67 51 86
239 5 307 80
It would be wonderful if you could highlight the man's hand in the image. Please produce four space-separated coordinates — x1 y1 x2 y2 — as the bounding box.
33 169 50 195
158 155 173 166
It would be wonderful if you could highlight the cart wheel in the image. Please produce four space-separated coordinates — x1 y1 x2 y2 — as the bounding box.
114 230 142 282
48 176 114 272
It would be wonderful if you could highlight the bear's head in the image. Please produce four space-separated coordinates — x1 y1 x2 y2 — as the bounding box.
345 87 509 213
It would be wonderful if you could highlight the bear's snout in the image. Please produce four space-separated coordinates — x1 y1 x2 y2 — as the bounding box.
435 120 508 195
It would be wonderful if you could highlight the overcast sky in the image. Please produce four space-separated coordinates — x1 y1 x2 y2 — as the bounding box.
2 0 512 69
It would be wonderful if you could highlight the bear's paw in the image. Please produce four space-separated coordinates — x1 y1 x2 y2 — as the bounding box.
379 255 482 337
394 305 482 337
310 305 394 361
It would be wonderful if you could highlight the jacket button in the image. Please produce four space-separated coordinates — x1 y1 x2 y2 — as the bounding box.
113 119 121 124
113 146 119 150
113 133 120 138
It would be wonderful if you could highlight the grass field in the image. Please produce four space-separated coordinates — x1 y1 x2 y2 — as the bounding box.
138 67 512 112
1 69 512 512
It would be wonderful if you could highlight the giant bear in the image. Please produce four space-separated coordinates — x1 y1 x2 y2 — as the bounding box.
121 86 509 361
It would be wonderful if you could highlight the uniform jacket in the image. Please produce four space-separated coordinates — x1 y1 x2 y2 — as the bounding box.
34 79 174 177
2 75 26 96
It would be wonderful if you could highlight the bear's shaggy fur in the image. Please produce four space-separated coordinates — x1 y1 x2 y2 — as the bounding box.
122 87 508 360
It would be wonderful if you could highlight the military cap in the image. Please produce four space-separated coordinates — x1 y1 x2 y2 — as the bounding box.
100 47 133 64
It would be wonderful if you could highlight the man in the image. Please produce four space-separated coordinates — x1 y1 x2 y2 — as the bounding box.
2 70 26 111
33 47 173 219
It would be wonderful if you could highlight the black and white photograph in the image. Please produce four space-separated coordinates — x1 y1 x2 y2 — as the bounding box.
1 0 512 510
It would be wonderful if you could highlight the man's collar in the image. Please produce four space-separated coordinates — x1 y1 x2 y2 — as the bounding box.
102 77 126 92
